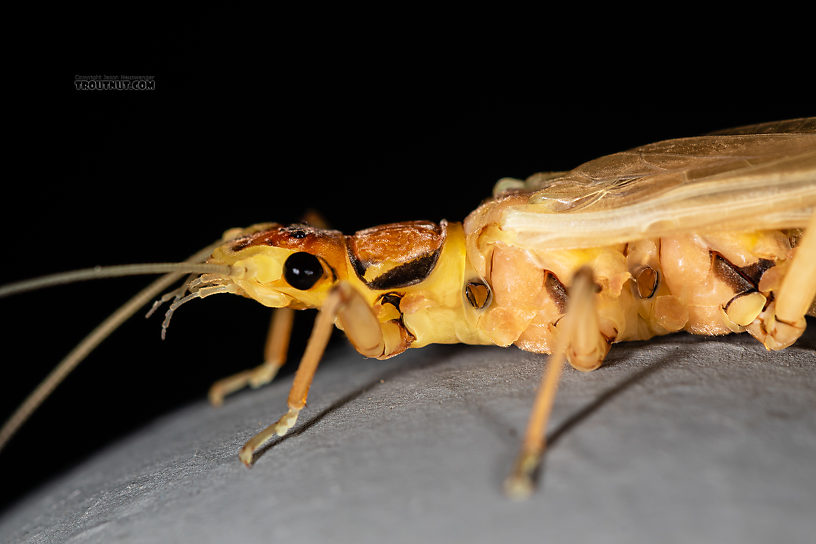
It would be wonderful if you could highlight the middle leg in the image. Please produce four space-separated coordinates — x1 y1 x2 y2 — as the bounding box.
505 267 608 498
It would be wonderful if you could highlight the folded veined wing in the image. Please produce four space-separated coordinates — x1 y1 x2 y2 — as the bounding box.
465 118 816 251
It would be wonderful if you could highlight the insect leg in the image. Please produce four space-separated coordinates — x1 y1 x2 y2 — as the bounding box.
753 211 816 350
208 308 295 406
504 267 601 499
565 284 610 373
238 281 384 467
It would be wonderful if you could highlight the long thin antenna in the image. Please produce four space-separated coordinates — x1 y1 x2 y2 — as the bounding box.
0 262 232 299
0 241 225 453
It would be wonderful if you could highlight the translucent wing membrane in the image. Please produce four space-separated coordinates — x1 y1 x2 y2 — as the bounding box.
475 118 816 250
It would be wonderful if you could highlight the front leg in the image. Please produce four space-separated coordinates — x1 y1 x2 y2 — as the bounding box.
238 281 386 467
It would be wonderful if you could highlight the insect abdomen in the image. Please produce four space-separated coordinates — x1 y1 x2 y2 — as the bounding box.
476 228 795 355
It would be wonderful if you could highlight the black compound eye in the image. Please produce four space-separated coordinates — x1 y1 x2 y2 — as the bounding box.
284 252 323 290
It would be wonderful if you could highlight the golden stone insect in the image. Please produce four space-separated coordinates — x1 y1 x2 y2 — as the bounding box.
1 117 814 498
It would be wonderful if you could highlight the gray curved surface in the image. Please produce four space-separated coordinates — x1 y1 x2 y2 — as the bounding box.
1 324 815 544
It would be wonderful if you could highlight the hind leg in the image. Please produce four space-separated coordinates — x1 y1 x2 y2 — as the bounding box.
748 212 816 350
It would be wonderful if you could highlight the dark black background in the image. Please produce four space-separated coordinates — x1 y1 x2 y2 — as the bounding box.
2 6 812 511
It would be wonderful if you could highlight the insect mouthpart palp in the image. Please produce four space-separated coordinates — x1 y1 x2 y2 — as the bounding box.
145 273 199 319
152 273 240 340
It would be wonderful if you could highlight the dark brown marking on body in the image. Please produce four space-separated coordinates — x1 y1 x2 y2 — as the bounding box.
711 252 775 295
346 248 442 290
348 250 368 280
368 251 443 290
544 271 568 314
711 252 755 294
737 258 775 286
378 292 403 311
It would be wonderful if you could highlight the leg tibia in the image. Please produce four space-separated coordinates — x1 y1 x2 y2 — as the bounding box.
775 212 816 326
239 282 385 467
